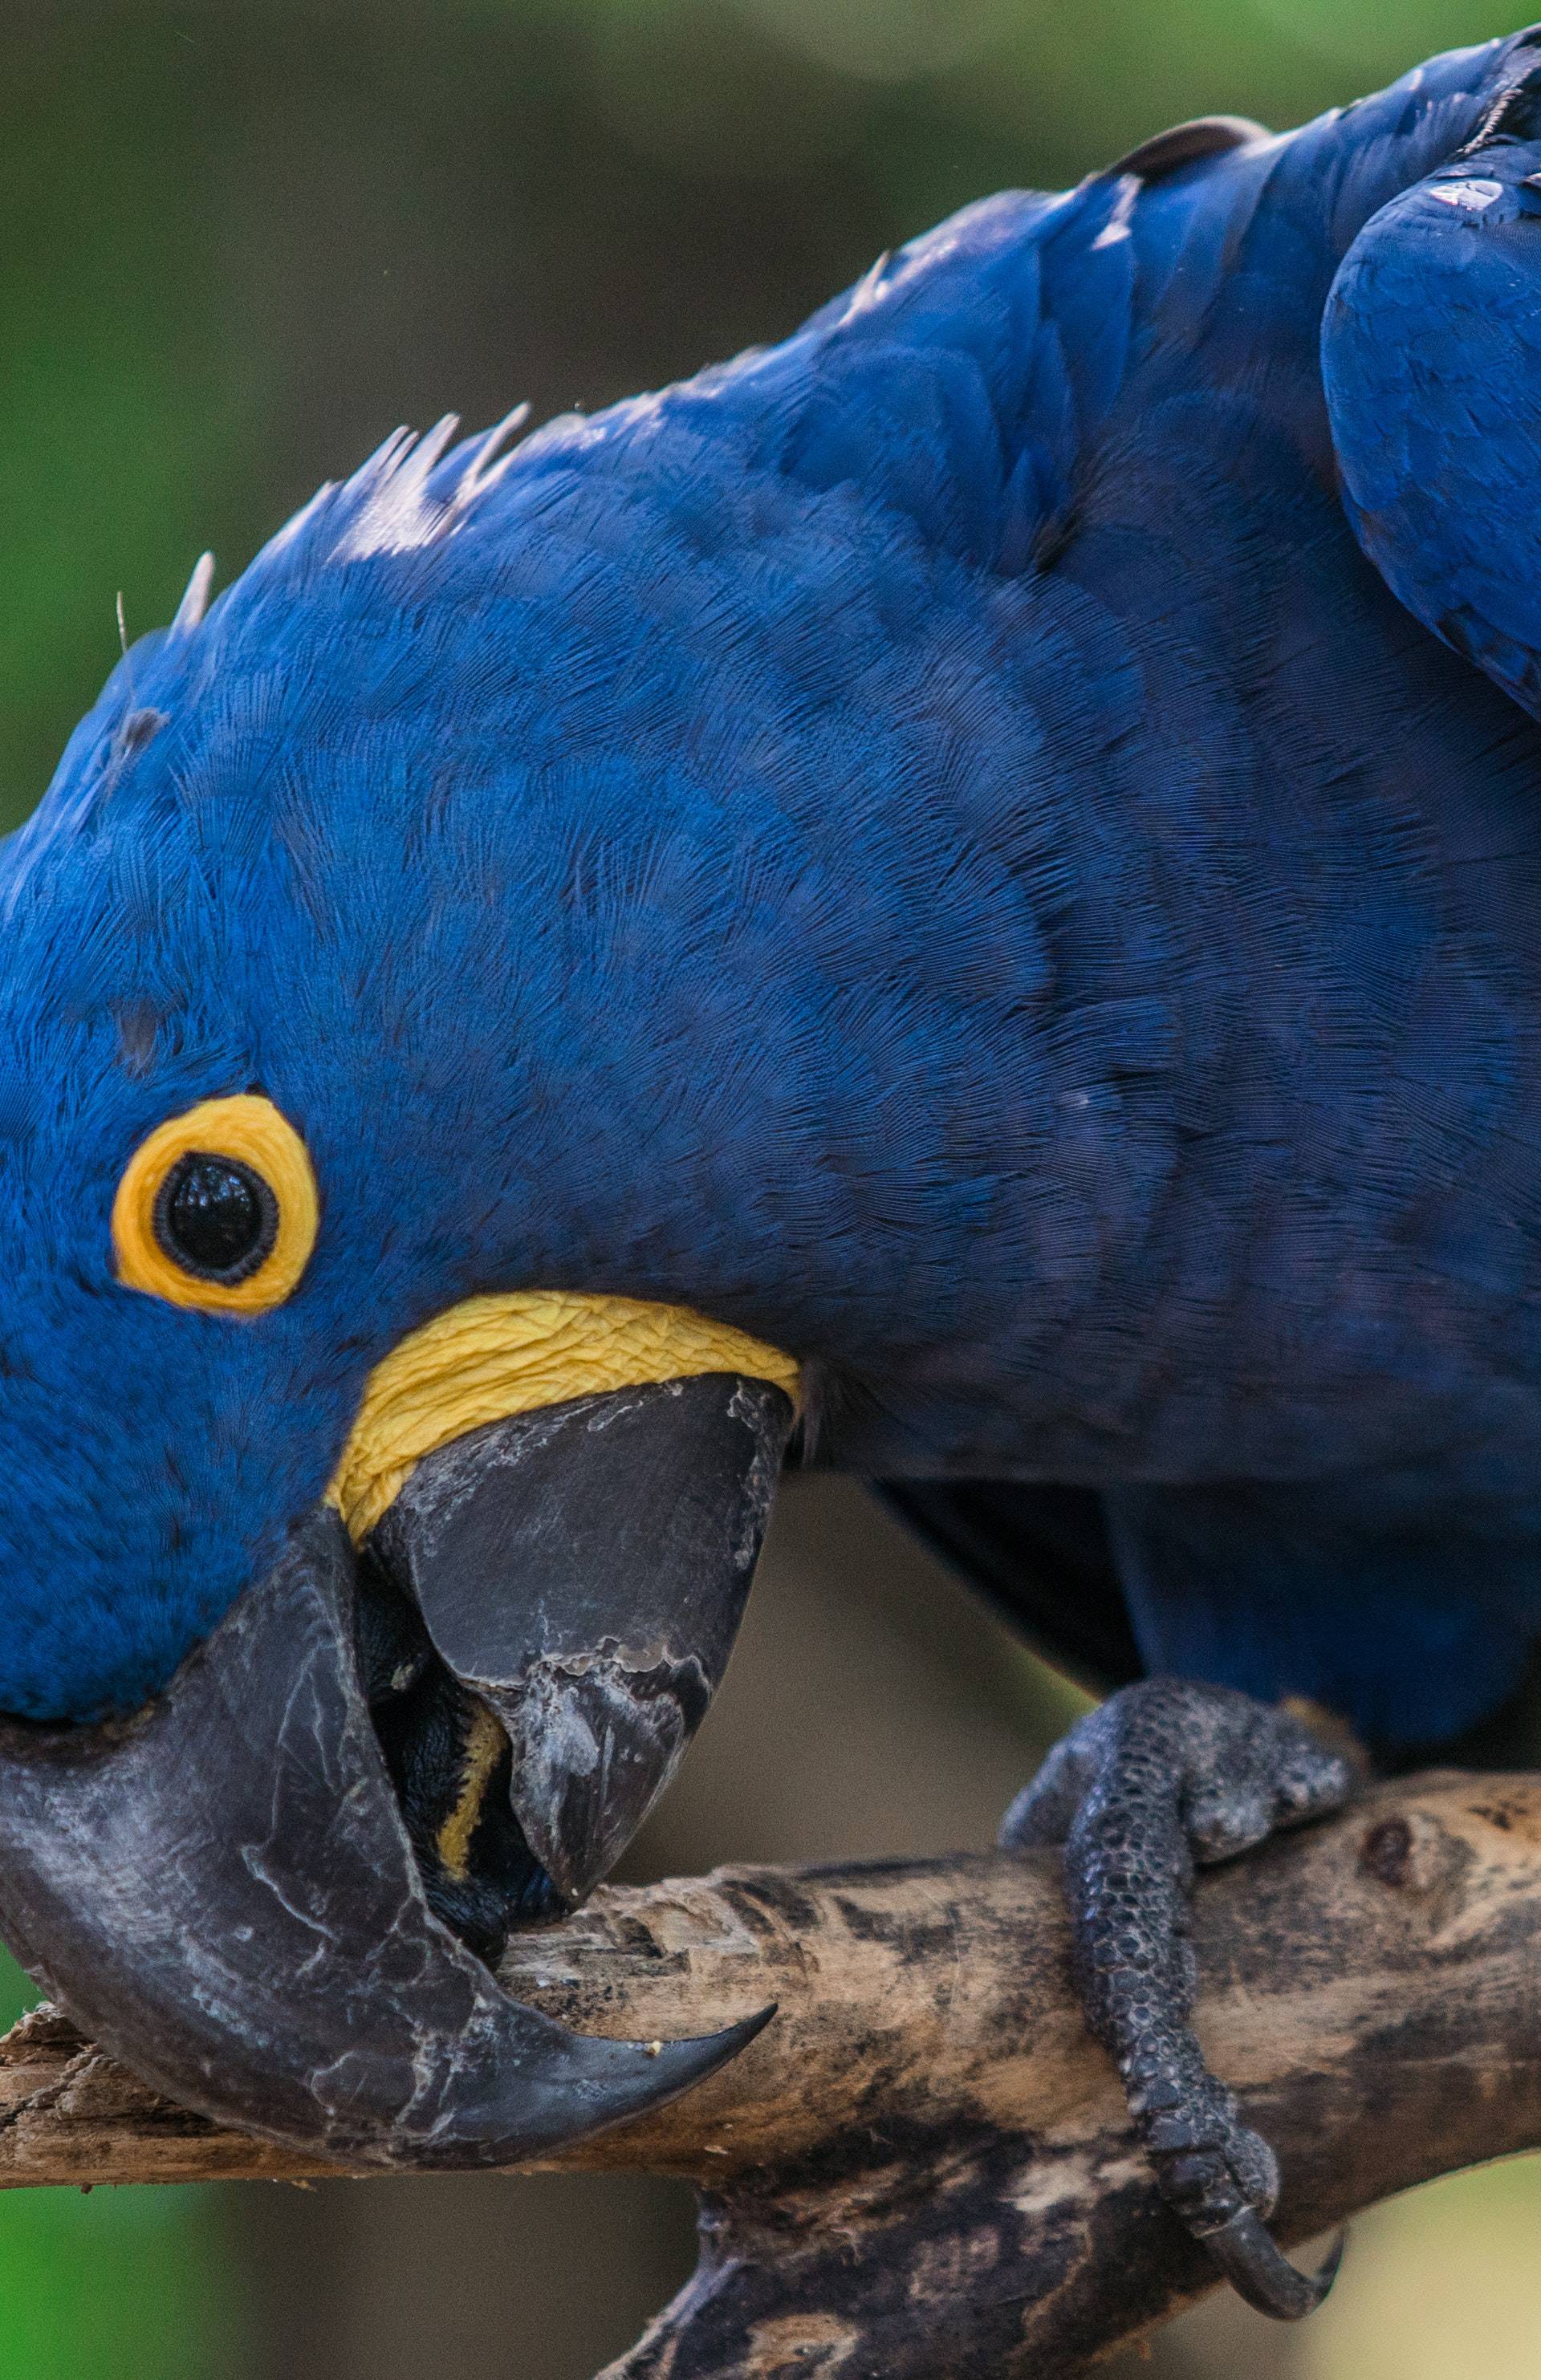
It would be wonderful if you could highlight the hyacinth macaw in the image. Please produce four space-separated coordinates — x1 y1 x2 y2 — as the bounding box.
2 21 1541 2326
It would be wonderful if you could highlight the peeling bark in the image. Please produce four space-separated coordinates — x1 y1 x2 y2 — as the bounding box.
2 1772 1540 2375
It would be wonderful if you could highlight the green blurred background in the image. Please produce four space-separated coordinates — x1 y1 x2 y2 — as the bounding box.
2 3 1540 2374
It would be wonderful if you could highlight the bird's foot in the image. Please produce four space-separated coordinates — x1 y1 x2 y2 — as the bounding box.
1002 1678 1356 2320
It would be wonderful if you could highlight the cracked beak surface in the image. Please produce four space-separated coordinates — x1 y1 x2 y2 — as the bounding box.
366 1371 792 1906
0 1296 797 2167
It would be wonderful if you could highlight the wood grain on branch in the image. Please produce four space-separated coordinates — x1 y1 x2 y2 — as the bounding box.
2 1770 1539 2376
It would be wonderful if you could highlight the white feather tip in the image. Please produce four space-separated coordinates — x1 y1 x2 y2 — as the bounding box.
171 551 216 636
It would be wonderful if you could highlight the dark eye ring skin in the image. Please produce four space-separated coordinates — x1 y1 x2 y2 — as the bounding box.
152 1151 279 1285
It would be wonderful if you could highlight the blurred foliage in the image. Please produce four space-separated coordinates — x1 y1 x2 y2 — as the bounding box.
0 1949 239 2380
0 3 1536 2376
0 2183 234 2380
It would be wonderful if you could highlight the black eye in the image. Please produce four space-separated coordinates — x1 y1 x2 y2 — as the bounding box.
152 1151 279 1285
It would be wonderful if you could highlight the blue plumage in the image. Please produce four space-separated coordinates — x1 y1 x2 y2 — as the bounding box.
6 31 1541 1744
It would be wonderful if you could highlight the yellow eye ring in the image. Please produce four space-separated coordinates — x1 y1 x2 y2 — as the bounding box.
112 1095 319 1314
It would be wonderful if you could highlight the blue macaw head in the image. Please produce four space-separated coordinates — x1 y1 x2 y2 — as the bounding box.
0 412 863 2167
0 416 819 1727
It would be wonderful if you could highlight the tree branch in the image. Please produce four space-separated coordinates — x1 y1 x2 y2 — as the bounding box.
2 1771 1539 2374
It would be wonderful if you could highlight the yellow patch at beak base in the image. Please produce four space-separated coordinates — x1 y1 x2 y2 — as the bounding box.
327 1289 801 1544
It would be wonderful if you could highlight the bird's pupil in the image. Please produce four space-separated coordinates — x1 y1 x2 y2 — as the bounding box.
154 1153 278 1284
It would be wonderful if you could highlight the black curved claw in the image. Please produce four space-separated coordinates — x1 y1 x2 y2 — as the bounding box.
1201 2212 1346 2321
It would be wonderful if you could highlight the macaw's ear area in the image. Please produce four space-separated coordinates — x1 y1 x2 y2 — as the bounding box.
0 1294 797 2170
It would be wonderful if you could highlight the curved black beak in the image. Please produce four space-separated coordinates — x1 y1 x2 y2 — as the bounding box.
367 1374 791 1905
0 1370 792 2167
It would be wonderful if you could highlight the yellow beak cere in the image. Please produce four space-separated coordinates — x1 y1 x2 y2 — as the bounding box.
327 1288 801 1544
